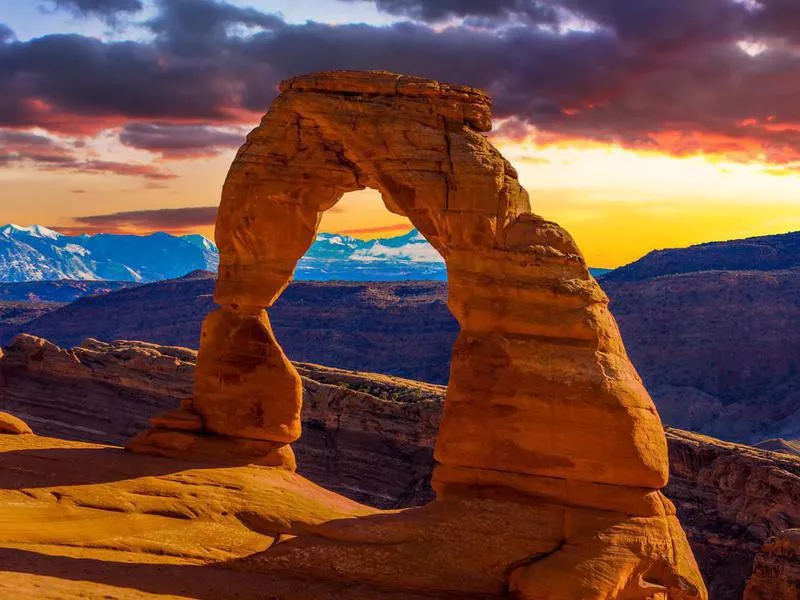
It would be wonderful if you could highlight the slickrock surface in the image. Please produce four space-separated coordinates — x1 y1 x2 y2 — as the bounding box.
0 433 448 600
5 335 800 596
744 529 800 600
0 432 697 600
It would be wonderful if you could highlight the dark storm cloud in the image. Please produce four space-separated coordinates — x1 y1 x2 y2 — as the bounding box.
72 206 218 232
0 32 249 131
348 0 749 43
148 0 284 55
343 0 560 25
46 0 144 24
0 24 14 43
118 123 244 158
751 0 800 44
2 0 800 167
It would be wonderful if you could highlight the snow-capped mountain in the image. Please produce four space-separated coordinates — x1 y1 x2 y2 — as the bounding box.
0 225 608 283
0 225 219 282
296 229 446 281
0 225 448 283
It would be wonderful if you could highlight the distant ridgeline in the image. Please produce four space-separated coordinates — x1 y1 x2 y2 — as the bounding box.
0 225 218 283
0 225 611 284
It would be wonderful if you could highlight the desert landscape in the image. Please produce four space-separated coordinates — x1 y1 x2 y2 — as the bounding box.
0 70 709 599
3 1 800 598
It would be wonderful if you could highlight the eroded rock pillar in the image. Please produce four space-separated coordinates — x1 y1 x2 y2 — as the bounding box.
192 307 301 443
127 108 347 465
434 214 669 495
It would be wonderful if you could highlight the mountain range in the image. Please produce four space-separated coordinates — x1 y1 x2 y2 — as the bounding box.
0 224 609 283
0 224 218 282
296 230 446 280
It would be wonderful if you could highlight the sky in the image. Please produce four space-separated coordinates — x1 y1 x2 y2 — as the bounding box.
1 0 799 267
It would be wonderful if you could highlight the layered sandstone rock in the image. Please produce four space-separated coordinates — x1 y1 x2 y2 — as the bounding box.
119 70 704 598
744 530 800 600
668 429 800 599
0 334 195 443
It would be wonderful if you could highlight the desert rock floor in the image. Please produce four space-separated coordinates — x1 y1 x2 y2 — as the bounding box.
0 433 452 600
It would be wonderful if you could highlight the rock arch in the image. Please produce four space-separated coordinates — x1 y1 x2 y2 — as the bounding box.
129 71 706 598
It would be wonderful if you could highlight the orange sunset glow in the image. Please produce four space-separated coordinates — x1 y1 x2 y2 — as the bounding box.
2 0 799 268
5 140 800 268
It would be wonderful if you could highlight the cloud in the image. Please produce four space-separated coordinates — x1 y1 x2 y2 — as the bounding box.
43 0 144 26
0 128 175 179
0 33 257 134
2 0 800 170
148 0 285 53
118 123 244 158
340 223 414 235
0 129 75 164
73 160 176 179
0 24 14 43
68 206 218 234
342 0 560 25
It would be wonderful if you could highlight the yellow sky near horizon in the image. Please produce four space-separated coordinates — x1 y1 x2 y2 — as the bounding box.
3 140 800 269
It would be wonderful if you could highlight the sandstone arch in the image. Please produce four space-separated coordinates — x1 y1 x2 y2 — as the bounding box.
129 71 706 598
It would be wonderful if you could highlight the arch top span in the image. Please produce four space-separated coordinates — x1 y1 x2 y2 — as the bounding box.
279 70 494 132
127 70 705 600
214 70 532 309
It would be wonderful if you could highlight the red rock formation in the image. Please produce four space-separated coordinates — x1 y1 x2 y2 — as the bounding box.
0 410 30 434
0 334 195 443
7 335 800 596
668 429 800 599
744 529 800 600
122 70 704 598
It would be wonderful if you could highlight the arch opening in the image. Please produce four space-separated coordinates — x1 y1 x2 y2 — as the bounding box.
273 187 456 385
295 188 446 283
275 188 457 508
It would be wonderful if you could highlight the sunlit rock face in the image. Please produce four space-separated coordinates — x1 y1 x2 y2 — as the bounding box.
745 530 800 600
0 410 30 434
128 70 705 599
